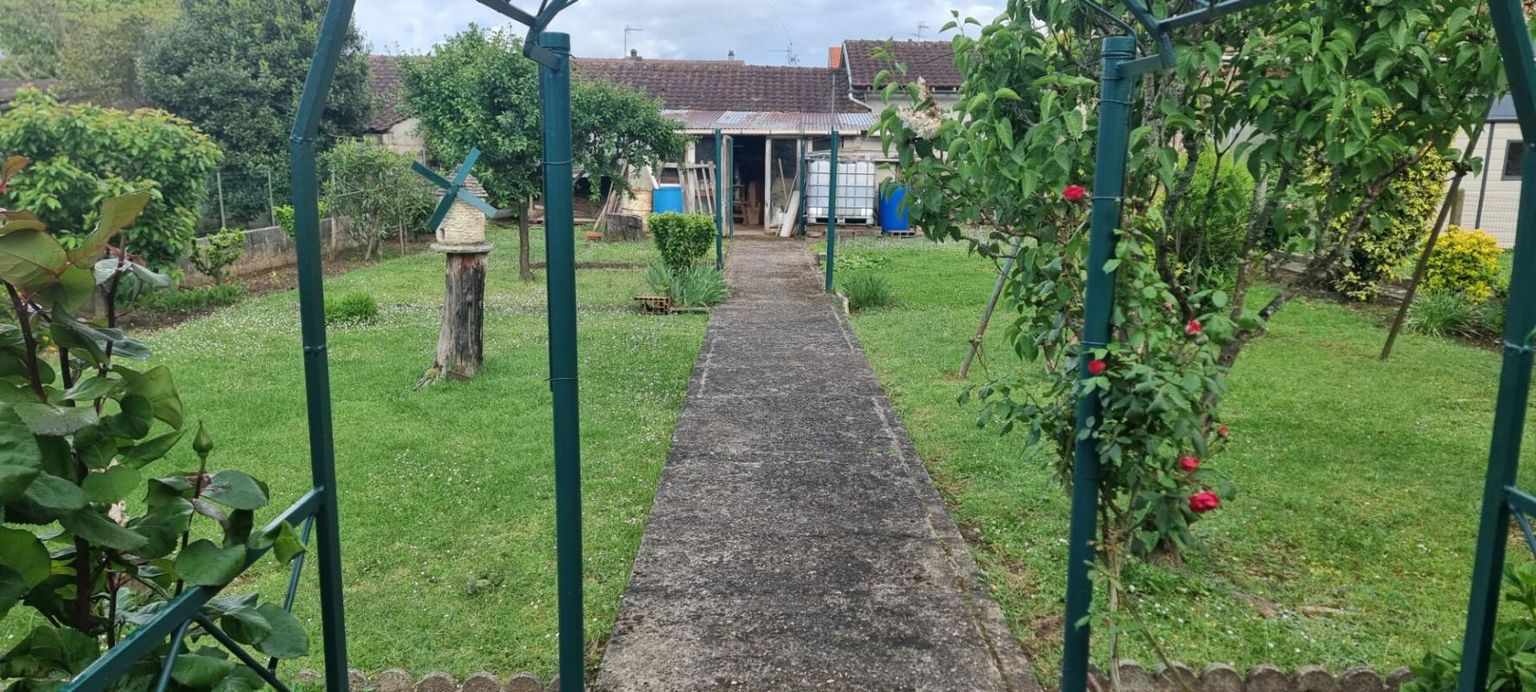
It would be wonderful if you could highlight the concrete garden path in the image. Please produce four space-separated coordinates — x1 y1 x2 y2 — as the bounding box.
596 237 1038 691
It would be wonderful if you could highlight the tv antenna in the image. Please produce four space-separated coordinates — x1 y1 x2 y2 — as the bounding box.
912 21 930 38
772 41 799 65
624 24 643 55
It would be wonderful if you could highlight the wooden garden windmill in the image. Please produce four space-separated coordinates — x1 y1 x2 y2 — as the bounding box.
414 149 498 383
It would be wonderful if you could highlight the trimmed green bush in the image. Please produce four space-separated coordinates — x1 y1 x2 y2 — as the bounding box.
324 291 379 326
190 227 246 284
842 272 896 312
1426 226 1502 304
1168 148 1257 284
649 212 715 274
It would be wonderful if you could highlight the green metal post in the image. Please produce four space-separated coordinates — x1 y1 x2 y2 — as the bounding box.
1460 2 1536 688
537 31 585 692
825 131 839 293
1061 35 1136 692
289 3 354 690
798 140 808 237
715 129 725 270
727 137 735 239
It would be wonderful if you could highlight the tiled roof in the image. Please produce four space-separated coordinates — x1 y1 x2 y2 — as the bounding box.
573 58 864 114
843 40 961 90
365 55 417 133
663 110 876 134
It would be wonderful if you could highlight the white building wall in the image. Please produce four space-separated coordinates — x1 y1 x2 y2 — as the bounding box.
1454 125 1522 248
372 117 427 162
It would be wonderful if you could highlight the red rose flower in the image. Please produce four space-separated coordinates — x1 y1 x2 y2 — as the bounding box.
1189 490 1221 514
1063 185 1088 202
1218 424 1230 437
1178 455 1200 472
1087 359 1107 375
1186 319 1203 336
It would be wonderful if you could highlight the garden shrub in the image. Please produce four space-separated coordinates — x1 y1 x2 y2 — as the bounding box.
1167 148 1257 285
1406 561 1536 692
0 157 307 690
321 140 434 260
645 262 727 307
1426 226 1502 304
842 273 896 311
1333 149 1452 301
134 283 247 313
648 212 715 274
190 227 245 284
1408 290 1500 340
0 89 222 270
272 202 331 239
324 290 379 325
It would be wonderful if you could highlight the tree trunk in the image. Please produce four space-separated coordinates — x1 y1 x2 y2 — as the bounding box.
519 197 534 282
433 252 488 380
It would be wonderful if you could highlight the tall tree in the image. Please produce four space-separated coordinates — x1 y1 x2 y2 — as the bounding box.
403 27 683 281
140 0 371 224
0 0 177 102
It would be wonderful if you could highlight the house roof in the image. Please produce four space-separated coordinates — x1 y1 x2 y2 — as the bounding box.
365 55 416 133
573 57 864 114
842 40 961 91
663 110 876 135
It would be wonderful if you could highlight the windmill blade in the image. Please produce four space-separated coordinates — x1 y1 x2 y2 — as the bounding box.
454 148 483 186
456 189 499 217
426 194 457 232
412 161 454 190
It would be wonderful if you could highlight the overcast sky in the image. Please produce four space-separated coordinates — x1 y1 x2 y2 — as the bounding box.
357 1 1002 65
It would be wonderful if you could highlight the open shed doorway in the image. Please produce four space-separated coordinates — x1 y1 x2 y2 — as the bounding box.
729 135 806 234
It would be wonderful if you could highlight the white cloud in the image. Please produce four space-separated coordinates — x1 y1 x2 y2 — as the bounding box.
356 0 1002 63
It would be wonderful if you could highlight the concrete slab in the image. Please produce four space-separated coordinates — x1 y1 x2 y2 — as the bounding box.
594 238 1037 691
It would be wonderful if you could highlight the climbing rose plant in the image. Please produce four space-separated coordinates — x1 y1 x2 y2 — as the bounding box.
0 157 307 690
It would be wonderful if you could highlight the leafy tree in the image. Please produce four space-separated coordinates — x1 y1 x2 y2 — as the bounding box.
876 0 1502 639
140 0 371 225
0 89 222 270
0 0 177 105
0 0 67 79
403 28 683 281
321 139 434 261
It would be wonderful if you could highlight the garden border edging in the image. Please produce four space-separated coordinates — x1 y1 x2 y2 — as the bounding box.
1074 661 1413 692
299 668 560 692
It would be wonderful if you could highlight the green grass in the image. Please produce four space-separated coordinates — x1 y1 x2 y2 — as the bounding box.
83 227 701 678
839 235 1536 681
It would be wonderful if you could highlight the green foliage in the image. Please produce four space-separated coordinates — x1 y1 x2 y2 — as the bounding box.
321 140 434 260
1427 226 1503 304
324 291 378 326
1167 148 1257 286
1407 290 1500 340
139 0 370 224
272 201 330 239
0 90 221 269
645 262 727 307
0 0 177 105
1333 150 1452 301
841 273 896 312
189 228 244 285
835 253 891 273
648 212 715 274
133 283 247 313
0 158 303 690
402 27 682 213
1406 562 1536 692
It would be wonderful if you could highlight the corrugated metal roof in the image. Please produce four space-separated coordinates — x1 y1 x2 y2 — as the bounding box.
663 110 877 134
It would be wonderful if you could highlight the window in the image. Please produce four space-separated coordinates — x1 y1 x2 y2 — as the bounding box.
1506 141 1526 179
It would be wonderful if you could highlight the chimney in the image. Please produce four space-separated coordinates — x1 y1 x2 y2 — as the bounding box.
728 50 737 61
828 46 842 69
629 48 640 59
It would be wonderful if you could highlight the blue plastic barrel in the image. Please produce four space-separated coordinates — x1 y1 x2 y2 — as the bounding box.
652 185 685 214
880 186 911 232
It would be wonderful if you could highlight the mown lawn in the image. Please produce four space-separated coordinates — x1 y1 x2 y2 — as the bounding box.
103 227 701 679
838 236 1536 683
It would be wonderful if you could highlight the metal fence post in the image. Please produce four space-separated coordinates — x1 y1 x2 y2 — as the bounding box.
538 30 586 692
1061 34 1137 692
825 131 839 293
798 140 808 237
216 171 228 229
715 129 724 270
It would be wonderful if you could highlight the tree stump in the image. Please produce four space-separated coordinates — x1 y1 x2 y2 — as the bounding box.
429 246 492 382
605 213 646 242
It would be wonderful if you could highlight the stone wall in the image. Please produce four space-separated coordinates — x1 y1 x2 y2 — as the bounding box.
183 220 359 282
1079 661 1414 692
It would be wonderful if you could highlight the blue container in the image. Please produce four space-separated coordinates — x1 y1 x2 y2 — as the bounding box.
880 186 911 232
652 185 685 214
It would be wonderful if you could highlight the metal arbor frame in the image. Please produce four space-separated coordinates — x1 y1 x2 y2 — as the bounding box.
1460 1 1536 689
1060 2 1278 689
69 1 587 690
